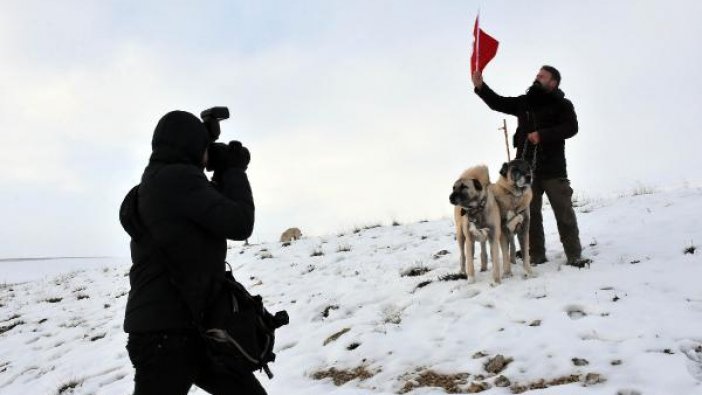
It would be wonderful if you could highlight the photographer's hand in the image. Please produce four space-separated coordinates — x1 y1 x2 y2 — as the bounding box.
225 141 250 171
206 141 250 172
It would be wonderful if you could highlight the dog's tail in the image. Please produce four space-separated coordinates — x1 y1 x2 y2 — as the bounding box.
459 165 490 187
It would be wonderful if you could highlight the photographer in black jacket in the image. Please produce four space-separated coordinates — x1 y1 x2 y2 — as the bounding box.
120 110 266 394
472 66 587 267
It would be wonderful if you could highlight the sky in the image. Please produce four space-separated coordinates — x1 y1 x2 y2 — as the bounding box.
1 0 701 258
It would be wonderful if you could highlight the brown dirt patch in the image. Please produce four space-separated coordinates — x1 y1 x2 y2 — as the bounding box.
311 366 376 386
399 370 475 394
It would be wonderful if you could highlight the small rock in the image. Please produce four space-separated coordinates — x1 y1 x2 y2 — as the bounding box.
484 354 513 374
528 320 541 327
466 382 490 393
472 351 488 359
494 375 511 387
322 305 339 318
433 250 450 259
572 357 589 366
583 373 606 386
611 359 623 366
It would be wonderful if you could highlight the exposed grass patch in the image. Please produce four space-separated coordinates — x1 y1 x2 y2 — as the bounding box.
399 369 472 394
322 305 339 319
414 280 433 290
381 305 403 324
510 373 603 393
433 250 450 259
439 273 468 282
0 320 24 335
76 294 90 300
323 327 350 346
346 342 360 350
336 243 352 253
310 247 325 257
259 250 274 259
56 379 82 394
3 314 21 322
311 365 376 386
89 333 106 342
684 245 696 255
401 265 430 277
631 183 656 196
45 297 63 303
484 354 513 374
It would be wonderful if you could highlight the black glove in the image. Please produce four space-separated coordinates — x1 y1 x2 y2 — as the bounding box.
206 141 250 172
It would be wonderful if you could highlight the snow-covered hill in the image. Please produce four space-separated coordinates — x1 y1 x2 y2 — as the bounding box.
1 186 701 395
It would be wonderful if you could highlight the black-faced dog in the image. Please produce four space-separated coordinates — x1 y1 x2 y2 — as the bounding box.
449 165 503 284
490 159 535 278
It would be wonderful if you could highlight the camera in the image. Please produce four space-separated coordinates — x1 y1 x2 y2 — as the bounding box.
200 106 230 142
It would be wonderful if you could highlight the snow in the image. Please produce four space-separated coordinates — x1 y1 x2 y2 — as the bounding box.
1 186 701 395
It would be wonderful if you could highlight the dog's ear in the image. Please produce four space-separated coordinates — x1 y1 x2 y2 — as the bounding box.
499 162 509 177
472 178 482 191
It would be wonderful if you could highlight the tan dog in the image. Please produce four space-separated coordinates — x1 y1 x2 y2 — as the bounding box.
280 227 302 243
449 165 503 284
491 159 535 278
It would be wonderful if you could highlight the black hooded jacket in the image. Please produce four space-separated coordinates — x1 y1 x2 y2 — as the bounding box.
475 83 578 179
120 111 254 333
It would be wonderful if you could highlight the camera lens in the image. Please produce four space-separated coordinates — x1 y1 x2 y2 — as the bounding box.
273 311 289 328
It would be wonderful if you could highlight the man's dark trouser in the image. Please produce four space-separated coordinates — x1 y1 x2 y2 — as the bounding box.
529 177 582 261
127 332 267 395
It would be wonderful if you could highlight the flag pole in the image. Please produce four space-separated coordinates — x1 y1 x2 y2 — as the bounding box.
474 10 480 73
499 119 511 161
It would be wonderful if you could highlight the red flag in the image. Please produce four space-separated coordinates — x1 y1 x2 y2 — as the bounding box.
470 15 499 74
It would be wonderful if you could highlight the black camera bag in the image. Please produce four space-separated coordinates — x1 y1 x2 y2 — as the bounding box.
202 268 286 378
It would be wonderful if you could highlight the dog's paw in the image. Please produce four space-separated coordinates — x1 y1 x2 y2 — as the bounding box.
523 269 537 279
502 271 513 279
466 276 476 284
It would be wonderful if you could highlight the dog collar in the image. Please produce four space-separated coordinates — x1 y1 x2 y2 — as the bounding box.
460 196 487 221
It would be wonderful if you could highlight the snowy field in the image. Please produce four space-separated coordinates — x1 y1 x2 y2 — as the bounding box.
1 186 701 395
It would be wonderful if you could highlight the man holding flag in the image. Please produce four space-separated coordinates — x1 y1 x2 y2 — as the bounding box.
469 16 588 268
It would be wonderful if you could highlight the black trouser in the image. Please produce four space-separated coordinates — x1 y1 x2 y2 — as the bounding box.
127 332 267 395
529 177 582 260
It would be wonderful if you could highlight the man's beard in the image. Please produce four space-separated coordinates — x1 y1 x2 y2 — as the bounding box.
527 80 546 95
